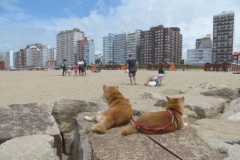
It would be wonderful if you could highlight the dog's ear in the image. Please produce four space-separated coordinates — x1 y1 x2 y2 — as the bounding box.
103 85 107 91
166 96 170 101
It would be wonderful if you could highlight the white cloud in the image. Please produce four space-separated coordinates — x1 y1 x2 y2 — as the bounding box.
0 0 240 60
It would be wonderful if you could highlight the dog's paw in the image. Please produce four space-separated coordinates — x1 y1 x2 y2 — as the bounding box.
184 122 189 127
84 116 93 121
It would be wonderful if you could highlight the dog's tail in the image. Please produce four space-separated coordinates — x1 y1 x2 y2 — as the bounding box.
121 124 138 136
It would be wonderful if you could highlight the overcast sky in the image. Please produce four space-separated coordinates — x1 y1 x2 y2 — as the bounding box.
0 0 239 59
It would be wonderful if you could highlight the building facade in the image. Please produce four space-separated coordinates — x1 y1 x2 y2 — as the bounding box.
139 25 182 66
6 51 15 68
126 30 141 61
187 34 212 65
113 32 127 65
77 37 95 65
103 33 114 65
212 11 234 63
56 28 85 66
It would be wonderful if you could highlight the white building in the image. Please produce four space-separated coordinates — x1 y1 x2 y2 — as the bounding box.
6 51 16 68
56 28 85 66
103 33 114 65
113 32 127 65
84 39 95 65
126 30 141 61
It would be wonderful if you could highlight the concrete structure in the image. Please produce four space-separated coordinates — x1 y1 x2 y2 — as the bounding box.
77 37 95 65
56 28 85 66
187 34 212 65
233 52 240 63
126 30 141 61
103 33 114 65
5 51 15 69
25 44 42 67
212 11 235 63
113 32 127 65
95 53 103 65
139 25 182 66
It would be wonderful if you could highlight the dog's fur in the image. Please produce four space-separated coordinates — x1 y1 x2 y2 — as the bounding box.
84 85 133 134
65 69 72 76
121 96 185 135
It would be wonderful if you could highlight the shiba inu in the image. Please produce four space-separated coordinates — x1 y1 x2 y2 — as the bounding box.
121 96 185 135
84 85 133 134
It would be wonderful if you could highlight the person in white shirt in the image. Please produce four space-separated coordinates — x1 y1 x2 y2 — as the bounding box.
144 68 164 86
77 59 84 76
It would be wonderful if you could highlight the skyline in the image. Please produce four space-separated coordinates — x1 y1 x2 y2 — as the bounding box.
0 0 240 59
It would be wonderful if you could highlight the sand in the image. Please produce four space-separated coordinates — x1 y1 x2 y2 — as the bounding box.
0 70 239 112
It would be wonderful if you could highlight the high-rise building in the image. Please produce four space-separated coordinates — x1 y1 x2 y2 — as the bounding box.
25 44 42 67
6 51 15 68
126 30 141 61
56 28 85 66
103 33 114 65
139 25 182 66
113 32 127 65
77 37 95 65
212 11 234 63
187 34 212 65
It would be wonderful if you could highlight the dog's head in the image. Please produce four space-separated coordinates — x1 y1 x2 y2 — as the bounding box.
102 85 125 104
166 96 185 114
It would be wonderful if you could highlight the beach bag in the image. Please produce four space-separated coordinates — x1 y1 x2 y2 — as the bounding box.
148 81 156 87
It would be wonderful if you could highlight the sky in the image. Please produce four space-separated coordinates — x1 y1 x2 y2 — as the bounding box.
0 0 240 59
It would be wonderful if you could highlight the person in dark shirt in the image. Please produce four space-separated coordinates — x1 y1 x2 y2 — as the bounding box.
126 54 137 85
61 59 67 76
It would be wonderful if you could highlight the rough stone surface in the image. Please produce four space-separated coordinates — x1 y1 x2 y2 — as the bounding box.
227 112 240 121
51 98 108 155
191 119 240 159
0 134 59 160
76 112 219 160
0 103 62 159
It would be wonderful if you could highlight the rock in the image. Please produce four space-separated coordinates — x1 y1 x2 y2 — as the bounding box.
192 83 240 101
51 98 108 155
216 98 240 119
162 89 185 95
191 119 240 159
227 112 240 121
75 112 219 160
0 134 59 160
0 103 61 159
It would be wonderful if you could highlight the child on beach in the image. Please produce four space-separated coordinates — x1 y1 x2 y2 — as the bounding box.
74 63 78 77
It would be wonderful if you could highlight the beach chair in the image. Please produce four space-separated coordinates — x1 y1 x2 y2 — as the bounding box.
155 77 163 87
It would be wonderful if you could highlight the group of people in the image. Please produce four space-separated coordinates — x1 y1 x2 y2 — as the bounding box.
61 58 87 77
126 54 164 86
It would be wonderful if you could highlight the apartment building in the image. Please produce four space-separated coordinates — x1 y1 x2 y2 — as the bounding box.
212 11 234 63
77 37 95 65
187 34 212 65
56 28 85 66
6 51 15 68
25 44 42 67
126 30 141 61
113 32 127 65
103 33 114 65
15 49 25 69
139 25 182 66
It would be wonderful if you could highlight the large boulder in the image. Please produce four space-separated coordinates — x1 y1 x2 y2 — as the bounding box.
0 134 59 160
74 112 220 160
191 119 240 159
0 103 61 159
51 98 108 155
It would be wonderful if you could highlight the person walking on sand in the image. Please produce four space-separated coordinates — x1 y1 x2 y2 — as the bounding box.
82 59 87 76
126 54 137 85
74 63 78 77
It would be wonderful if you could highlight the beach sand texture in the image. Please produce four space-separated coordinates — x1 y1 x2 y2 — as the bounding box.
0 70 239 112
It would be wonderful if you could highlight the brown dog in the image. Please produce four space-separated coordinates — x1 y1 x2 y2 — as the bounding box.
84 85 133 134
121 96 185 135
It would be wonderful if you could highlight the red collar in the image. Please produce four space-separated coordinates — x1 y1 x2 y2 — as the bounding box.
169 108 182 116
131 110 175 132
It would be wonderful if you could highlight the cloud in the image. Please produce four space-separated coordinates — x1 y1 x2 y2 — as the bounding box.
0 0 240 60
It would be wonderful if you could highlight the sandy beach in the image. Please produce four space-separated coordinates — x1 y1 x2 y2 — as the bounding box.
0 70 239 112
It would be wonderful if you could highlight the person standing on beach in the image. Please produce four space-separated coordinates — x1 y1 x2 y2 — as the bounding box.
82 59 87 76
126 54 137 85
74 63 78 77
61 59 67 76
77 58 84 76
